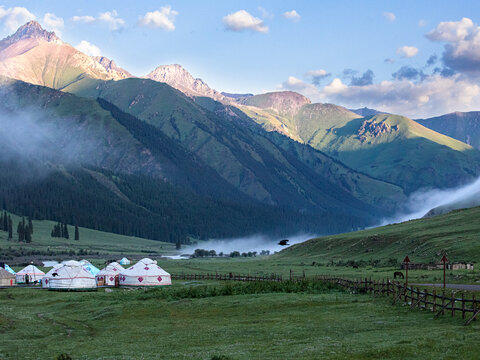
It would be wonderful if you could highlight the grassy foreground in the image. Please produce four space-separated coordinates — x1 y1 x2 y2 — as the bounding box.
0 281 479 360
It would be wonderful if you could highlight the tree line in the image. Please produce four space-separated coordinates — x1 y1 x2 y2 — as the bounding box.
51 222 79 241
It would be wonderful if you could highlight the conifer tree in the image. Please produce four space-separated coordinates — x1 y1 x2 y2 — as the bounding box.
28 217 33 235
17 221 24 242
8 216 12 240
64 224 69 239
24 224 32 243
74 225 79 241
3 211 7 231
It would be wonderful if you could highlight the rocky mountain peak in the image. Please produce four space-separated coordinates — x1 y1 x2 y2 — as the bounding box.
146 64 226 101
93 56 132 79
3 20 60 44
239 91 311 117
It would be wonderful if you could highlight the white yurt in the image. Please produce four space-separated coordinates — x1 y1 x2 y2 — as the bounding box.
41 263 63 289
119 257 131 265
96 262 124 286
48 262 97 291
16 265 45 284
0 267 15 286
119 258 171 286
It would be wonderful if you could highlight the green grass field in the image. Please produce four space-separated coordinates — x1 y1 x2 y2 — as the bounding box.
1 281 479 360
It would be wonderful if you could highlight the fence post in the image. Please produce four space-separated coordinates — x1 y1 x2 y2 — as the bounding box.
451 291 455 317
442 291 446 315
462 293 466 320
433 289 437 313
424 288 428 310
473 295 476 321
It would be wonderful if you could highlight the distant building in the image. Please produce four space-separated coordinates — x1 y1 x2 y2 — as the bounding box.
401 262 474 270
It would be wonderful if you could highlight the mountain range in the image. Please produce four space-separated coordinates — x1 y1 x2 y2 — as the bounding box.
0 21 479 242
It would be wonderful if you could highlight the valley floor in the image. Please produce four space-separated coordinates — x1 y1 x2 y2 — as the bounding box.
1 282 479 360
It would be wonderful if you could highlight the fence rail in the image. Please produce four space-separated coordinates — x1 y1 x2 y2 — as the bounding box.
171 272 480 325
314 275 480 325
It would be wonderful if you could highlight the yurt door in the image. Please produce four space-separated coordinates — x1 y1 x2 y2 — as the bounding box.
115 275 119 287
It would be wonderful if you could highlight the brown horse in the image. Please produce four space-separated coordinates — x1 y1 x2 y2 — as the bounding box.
393 271 404 279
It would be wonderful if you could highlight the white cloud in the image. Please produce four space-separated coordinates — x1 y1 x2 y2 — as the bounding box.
426 17 480 74
383 12 396 22
304 69 331 85
42 13 64 34
138 6 178 31
280 73 480 118
418 19 427 27
76 40 101 57
72 15 95 23
426 17 474 42
223 10 268 33
0 6 35 32
98 10 125 31
283 10 300 22
258 6 274 19
397 45 419 58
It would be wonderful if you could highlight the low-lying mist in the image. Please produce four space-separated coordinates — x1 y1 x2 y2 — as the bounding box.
381 176 480 225
182 233 317 255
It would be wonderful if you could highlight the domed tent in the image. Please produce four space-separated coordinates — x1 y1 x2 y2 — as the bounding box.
48 262 96 291
119 257 130 265
41 263 63 289
119 258 171 286
3 264 15 274
16 265 45 284
80 260 100 276
96 262 124 286
0 268 15 286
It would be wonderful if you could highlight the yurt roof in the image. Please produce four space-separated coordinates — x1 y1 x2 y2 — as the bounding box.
97 262 124 276
4 264 15 274
0 267 15 279
43 264 63 277
62 260 82 266
16 265 45 275
83 263 100 275
53 263 95 280
122 258 170 276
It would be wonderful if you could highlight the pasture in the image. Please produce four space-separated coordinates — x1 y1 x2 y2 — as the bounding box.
1 280 479 360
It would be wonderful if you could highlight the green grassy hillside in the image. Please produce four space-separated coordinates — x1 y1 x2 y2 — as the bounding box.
277 206 480 264
241 93 480 193
66 77 405 220
0 213 175 260
417 111 480 150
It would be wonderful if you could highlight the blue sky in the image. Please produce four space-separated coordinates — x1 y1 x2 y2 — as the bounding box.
1 1 480 117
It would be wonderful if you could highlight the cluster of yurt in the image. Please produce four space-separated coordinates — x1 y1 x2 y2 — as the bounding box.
16 265 45 284
0 258 171 290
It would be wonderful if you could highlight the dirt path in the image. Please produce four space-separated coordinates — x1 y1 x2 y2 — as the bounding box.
414 283 480 291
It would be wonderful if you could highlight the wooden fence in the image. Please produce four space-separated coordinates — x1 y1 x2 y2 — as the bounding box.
315 275 480 326
172 272 480 325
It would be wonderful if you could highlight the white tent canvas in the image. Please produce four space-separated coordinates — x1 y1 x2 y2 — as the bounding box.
16 265 45 284
48 262 97 291
96 262 124 286
41 264 63 289
0 267 15 286
83 263 100 276
119 258 171 286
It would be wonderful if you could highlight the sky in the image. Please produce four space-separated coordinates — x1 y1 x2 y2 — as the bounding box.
1 0 480 117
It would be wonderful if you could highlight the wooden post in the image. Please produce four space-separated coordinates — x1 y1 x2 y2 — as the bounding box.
424 288 428 310
462 293 466 319
442 291 446 315
473 295 477 321
433 289 437 312
451 291 455 317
